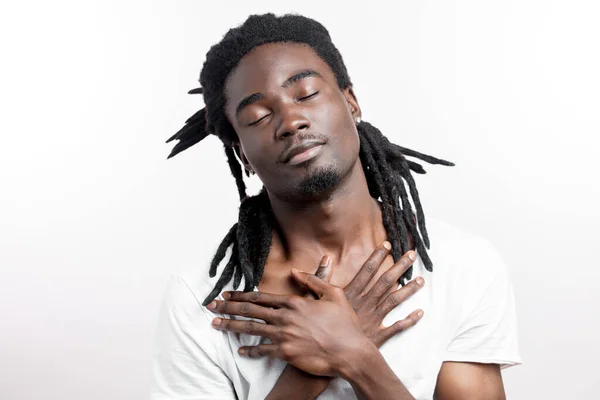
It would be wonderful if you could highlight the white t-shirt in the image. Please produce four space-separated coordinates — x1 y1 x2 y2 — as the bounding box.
150 216 522 399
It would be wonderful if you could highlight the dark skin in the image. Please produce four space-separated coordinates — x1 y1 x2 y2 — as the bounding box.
207 42 506 399
209 244 425 399
226 42 386 292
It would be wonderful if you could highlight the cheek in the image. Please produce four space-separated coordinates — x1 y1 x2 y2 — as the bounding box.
318 95 353 130
318 99 357 142
239 138 270 171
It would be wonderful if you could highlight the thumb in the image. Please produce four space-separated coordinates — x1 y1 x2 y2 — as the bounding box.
314 255 333 283
296 256 332 299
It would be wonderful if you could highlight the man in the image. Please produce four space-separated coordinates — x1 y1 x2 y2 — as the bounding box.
151 13 521 399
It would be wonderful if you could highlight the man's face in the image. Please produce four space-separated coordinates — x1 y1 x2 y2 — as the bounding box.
224 42 361 201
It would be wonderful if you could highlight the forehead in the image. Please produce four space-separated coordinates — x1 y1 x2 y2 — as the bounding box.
224 42 336 103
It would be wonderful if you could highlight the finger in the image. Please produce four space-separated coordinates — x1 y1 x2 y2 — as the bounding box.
212 317 280 340
314 255 333 282
364 250 417 303
380 273 403 299
376 276 425 317
223 291 293 309
382 281 397 298
344 241 391 299
305 256 333 299
238 344 280 358
372 309 424 347
208 300 278 322
291 268 334 299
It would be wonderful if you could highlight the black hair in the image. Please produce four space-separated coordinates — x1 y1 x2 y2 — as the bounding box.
166 13 454 306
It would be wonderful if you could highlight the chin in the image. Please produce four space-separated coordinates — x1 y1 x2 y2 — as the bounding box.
296 165 342 197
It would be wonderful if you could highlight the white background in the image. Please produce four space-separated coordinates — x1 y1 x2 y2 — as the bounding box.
1 1 598 399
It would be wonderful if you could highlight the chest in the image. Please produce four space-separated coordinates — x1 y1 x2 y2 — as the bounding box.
219 257 451 399
220 288 445 400
257 252 397 297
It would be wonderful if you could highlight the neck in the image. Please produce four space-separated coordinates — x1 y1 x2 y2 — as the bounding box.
267 160 387 264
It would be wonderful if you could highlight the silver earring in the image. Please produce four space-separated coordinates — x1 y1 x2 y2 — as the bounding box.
355 116 362 124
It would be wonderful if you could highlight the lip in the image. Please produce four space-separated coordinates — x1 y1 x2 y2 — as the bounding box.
281 140 325 164
287 144 324 165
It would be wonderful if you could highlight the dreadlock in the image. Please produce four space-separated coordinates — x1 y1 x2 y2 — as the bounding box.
166 13 455 306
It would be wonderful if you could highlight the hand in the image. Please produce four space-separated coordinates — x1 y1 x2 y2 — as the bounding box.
206 243 425 376
303 255 334 299
208 265 371 377
290 242 424 348
342 242 425 347
263 258 337 400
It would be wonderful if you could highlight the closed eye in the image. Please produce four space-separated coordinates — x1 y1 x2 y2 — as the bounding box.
299 91 319 101
248 113 271 127
247 92 318 126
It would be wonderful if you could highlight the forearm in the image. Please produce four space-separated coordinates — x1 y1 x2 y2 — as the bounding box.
339 341 414 400
266 364 331 400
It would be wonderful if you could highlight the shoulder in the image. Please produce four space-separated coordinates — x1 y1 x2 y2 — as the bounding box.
423 217 522 369
156 269 215 336
425 215 510 281
155 262 236 357
151 266 241 398
171 263 221 305
423 215 514 312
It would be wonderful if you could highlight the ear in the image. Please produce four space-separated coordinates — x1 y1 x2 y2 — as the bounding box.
343 86 362 121
233 142 254 176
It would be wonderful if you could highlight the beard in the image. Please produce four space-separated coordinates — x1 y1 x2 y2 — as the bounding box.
271 147 360 202
296 164 343 197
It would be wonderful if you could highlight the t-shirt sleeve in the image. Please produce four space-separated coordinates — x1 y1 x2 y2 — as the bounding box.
150 274 237 399
443 240 523 370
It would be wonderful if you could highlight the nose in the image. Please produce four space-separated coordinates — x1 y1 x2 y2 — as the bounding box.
275 103 310 140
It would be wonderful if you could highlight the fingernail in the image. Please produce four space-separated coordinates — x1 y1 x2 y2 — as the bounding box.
206 301 217 310
222 292 231 300
416 277 424 286
239 348 247 355
320 255 331 267
408 251 417 261
212 318 222 326
382 241 392 250
291 267 300 273
417 310 424 318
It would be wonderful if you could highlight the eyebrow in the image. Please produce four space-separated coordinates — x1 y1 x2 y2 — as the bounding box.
235 69 323 116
